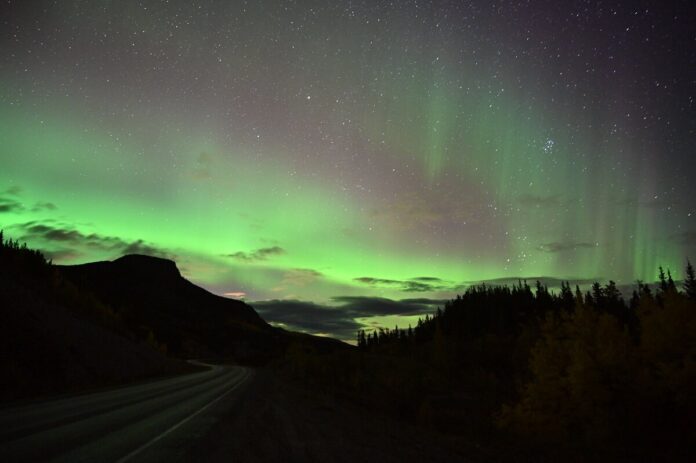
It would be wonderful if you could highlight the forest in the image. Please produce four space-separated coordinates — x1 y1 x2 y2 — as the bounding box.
2 231 693 460
283 265 695 461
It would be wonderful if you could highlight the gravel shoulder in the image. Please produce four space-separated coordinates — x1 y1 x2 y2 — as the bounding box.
187 369 475 463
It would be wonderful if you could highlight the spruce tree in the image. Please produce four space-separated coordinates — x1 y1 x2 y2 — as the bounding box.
684 260 696 300
658 266 668 292
666 269 677 292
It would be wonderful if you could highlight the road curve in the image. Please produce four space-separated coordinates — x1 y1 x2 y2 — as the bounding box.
0 365 252 462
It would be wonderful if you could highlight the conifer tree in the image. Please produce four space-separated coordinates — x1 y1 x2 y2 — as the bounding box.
658 266 668 292
666 269 677 292
357 330 367 349
684 260 696 300
560 281 574 311
575 285 584 305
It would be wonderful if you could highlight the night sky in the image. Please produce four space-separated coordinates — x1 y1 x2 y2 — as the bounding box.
1 1 695 340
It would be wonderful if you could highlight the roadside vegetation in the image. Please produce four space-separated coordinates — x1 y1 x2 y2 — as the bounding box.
279 265 696 461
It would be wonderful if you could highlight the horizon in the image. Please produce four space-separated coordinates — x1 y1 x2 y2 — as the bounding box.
2 1 694 341
4 241 691 342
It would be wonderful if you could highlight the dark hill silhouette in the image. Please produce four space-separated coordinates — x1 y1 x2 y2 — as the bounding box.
1 232 347 401
58 255 286 363
0 238 192 401
58 254 349 362
65 254 265 327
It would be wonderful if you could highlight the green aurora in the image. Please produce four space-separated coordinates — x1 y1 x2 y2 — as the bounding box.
1 1 694 340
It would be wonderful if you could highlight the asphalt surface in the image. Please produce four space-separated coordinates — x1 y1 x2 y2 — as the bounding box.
0 364 252 462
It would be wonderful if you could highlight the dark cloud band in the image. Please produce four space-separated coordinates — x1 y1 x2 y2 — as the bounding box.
251 296 445 340
226 246 286 262
16 222 171 261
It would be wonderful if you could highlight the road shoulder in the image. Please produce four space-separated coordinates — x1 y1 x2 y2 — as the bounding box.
187 369 472 463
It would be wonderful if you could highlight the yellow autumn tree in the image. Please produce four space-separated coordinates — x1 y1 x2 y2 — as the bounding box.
500 281 695 454
498 302 636 445
637 289 696 441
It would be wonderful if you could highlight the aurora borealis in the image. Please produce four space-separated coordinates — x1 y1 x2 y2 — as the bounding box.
1 1 695 340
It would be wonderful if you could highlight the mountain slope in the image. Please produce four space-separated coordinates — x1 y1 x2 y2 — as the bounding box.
58 254 284 363
0 243 190 402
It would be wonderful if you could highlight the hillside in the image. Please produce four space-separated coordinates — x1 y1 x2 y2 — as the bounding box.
280 275 696 461
0 234 347 402
0 238 190 401
58 255 282 363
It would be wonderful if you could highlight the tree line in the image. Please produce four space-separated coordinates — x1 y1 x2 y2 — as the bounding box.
357 267 695 351
313 263 695 460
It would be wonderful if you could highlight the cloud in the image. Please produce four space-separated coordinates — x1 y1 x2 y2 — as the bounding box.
122 239 169 256
400 298 450 305
330 296 442 317
354 277 402 286
353 275 456 292
537 241 598 253
269 268 325 293
279 268 323 285
251 299 362 339
518 194 562 208
24 224 83 242
226 246 286 262
251 296 445 340
2 186 22 196
31 201 57 212
0 185 25 212
0 187 57 214
410 276 444 282
0 197 23 213
17 222 172 261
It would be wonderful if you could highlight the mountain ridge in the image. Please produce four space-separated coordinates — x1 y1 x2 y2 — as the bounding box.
0 236 347 401
58 254 287 363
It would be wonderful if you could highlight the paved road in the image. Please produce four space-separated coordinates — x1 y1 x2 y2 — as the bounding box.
0 365 252 462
